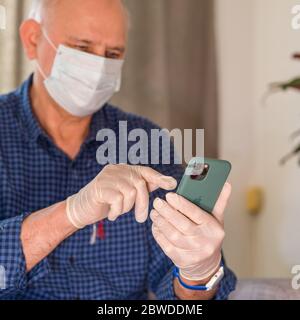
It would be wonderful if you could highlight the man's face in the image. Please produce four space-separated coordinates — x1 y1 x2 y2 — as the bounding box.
33 0 128 78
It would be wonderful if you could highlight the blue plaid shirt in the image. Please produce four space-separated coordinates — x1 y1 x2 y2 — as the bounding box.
0 76 236 300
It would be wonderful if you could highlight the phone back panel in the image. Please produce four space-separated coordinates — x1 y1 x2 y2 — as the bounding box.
176 158 231 213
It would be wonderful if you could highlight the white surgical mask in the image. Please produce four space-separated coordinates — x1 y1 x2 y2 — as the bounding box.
37 29 124 117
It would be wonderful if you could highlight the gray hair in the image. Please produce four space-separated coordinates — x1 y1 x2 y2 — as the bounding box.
29 0 130 27
28 0 51 22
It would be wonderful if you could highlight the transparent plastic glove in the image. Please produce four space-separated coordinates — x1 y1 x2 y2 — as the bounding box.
150 183 231 281
66 164 177 229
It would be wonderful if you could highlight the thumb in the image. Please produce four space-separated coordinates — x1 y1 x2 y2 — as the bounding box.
212 182 232 224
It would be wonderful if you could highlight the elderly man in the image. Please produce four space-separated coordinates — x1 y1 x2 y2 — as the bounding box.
0 0 236 300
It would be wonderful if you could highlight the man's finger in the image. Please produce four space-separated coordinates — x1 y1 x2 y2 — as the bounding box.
212 182 232 223
152 224 175 257
165 193 212 225
150 209 200 249
153 198 198 233
134 179 149 223
106 190 124 221
137 166 177 192
115 178 137 214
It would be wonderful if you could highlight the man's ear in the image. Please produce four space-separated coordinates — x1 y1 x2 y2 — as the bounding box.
19 19 41 60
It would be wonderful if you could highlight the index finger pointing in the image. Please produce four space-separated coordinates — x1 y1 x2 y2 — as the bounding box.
137 166 177 192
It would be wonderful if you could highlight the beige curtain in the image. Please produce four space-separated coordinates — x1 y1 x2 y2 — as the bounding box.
0 0 218 157
0 0 32 93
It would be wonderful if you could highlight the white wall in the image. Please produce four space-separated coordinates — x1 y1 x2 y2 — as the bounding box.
216 0 255 278
216 0 300 278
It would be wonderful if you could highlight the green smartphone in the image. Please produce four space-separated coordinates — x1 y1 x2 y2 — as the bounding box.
176 158 231 213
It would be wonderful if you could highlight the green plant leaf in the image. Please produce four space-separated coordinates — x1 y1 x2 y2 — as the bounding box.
271 78 300 91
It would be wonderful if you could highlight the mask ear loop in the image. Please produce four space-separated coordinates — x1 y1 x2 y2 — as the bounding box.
36 61 47 80
35 27 59 80
41 28 58 52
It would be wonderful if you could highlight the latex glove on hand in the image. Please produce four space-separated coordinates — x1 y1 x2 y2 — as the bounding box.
66 164 177 229
150 183 231 281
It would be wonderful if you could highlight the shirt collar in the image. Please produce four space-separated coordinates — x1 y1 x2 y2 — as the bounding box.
84 108 108 145
18 74 109 145
18 74 45 143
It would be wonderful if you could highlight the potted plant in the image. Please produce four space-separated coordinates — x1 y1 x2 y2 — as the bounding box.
267 53 300 165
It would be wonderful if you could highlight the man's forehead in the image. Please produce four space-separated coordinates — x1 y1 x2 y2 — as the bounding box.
29 0 57 22
29 0 129 26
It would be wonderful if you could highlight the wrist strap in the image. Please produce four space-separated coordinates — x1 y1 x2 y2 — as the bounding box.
173 264 224 291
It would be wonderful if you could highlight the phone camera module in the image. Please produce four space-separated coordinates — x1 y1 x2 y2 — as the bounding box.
191 164 210 180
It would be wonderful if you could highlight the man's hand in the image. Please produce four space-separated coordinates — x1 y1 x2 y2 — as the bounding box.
21 165 177 272
66 164 178 229
150 183 232 299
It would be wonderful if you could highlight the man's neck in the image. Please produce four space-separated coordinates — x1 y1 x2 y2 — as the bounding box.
30 72 92 160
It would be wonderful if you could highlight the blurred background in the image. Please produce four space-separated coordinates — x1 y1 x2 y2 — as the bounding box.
1 0 300 288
